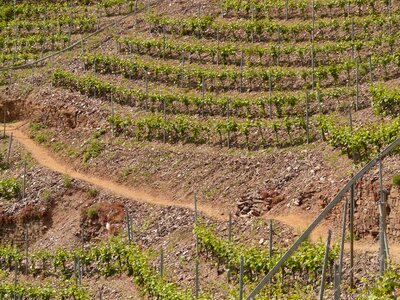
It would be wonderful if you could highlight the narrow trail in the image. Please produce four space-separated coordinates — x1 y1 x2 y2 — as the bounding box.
5 122 400 262
6 122 227 221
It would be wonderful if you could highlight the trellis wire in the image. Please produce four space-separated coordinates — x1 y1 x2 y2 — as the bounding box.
245 137 400 299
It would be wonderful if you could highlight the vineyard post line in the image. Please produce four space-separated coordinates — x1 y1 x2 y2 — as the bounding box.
6 132 13 166
160 247 164 278
0 0 166 72
227 212 233 281
195 259 200 298
349 181 355 288
333 264 340 300
338 196 349 290
245 137 400 300
239 256 244 300
269 219 273 258
378 155 388 275
318 229 332 300
3 101 6 138
22 161 27 199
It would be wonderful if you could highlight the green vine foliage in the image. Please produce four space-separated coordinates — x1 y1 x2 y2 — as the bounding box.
357 266 400 299
0 178 21 200
52 69 354 118
0 281 89 300
194 224 339 282
319 116 400 161
370 84 400 116
146 12 400 43
0 238 202 300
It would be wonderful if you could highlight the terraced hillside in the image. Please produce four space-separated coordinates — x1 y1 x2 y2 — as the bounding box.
0 0 399 299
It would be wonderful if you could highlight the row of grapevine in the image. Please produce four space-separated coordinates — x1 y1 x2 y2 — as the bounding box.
53 69 356 118
0 52 38 65
0 16 97 36
146 12 398 42
0 238 199 300
220 0 394 19
0 281 90 300
107 112 315 149
0 0 135 22
369 83 400 116
0 34 69 53
81 51 399 92
116 32 399 67
194 223 338 281
320 116 400 160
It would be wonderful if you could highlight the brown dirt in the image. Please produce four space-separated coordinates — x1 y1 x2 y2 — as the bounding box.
6 121 400 264
6 121 228 221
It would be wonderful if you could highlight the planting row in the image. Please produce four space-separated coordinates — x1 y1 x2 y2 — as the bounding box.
53 69 358 118
0 0 134 22
0 51 39 66
146 12 398 43
221 0 395 19
82 51 400 92
116 32 399 67
0 281 90 300
0 238 199 300
195 223 339 280
109 109 399 159
0 34 69 53
320 116 400 160
369 83 400 116
0 16 97 36
107 112 316 149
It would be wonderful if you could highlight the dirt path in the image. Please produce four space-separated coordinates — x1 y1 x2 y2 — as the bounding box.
6 122 400 263
7 122 228 221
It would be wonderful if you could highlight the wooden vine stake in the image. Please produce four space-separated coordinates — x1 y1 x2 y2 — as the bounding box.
99 285 104 300
311 0 315 91
318 230 332 300
268 74 273 118
239 256 244 300
3 100 6 138
145 72 149 110
285 0 289 20
369 55 373 84
227 98 231 148
216 29 220 66
338 197 349 290
269 219 273 258
333 264 340 300
160 247 164 278
13 252 18 300
228 212 232 242
355 57 359 111
163 97 166 143
7 132 13 166
111 96 115 137
378 156 388 275
22 161 27 199
201 76 205 97
351 17 355 59
194 192 199 254
69 0 73 45
240 50 244 92
126 209 133 243
227 212 233 281
350 182 355 288
163 25 166 60
305 91 310 144
195 259 199 298
24 225 29 275
181 51 185 87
